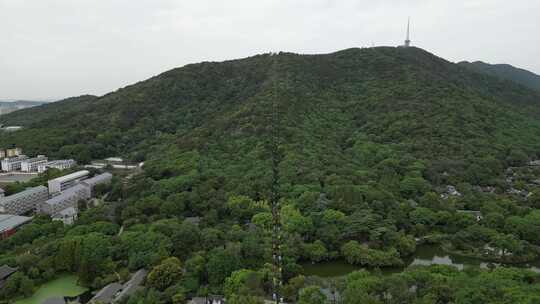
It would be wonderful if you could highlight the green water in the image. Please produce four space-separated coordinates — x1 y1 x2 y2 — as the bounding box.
14 275 88 304
302 245 540 278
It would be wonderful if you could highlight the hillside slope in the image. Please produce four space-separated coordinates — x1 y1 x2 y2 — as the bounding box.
458 61 540 92
1 47 540 191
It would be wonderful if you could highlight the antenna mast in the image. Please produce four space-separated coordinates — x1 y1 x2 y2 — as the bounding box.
404 17 411 47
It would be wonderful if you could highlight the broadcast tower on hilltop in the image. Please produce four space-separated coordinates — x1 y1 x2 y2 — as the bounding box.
403 18 411 47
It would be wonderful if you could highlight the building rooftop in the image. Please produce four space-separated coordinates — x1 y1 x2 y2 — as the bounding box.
2 155 29 162
50 170 90 184
23 155 47 163
45 184 87 207
0 264 18 280
0 186 48 204
0 214 33 232
116 269 147 301
90 282 123 304
44 159 75 165
82 173 113 187
105 157 124 162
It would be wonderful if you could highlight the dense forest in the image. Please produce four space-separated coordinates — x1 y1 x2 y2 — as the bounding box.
459 61 540 92
2 47 540 303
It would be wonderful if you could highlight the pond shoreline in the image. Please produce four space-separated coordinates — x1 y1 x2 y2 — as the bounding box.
13 275 88 304
301 244 540 278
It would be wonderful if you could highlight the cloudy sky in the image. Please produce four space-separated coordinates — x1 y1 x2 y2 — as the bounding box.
1 0 539 100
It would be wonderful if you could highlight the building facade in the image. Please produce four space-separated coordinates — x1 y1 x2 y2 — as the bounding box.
21 155 48 172
52 207 78 225
0 186 48 215
81 173 113 197
48 170 89 194
40 184 89 215
5 148 22 158
37 159 76 173
1 155 29 172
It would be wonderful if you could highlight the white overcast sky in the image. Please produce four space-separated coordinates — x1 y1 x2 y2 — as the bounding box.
1 0 539 100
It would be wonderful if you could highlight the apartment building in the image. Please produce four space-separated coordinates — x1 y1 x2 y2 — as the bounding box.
40 184 89 215
0 186 48 215
1 155 29 172
48 170 89 194
21 155 48 172
37 159 76 173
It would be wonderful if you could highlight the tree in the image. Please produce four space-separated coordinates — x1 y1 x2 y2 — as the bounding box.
207 245 243 289
303 240 328 262
298 286 327 304
224 269 263 299
147 257 183 291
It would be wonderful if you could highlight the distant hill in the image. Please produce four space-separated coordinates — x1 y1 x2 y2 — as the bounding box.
0 100 47 115
458 61 540 92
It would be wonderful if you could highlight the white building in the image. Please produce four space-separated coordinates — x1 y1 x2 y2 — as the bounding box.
0 186 48 215
40 184 89 215
21 155 48 172
1 155 29 172
47 170 89 194
37 159 76 173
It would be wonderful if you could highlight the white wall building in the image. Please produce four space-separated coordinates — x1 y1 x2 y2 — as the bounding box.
48 170 89 194
37 159 76 173
1 155 29 172
21 155 48 172
0 186 48 215
40 184 89 215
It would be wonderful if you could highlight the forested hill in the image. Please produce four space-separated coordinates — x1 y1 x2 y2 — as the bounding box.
1 46 540 190
5 47 540 303
458 60 540 92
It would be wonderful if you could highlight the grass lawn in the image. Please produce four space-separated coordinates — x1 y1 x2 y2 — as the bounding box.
14 275 87 304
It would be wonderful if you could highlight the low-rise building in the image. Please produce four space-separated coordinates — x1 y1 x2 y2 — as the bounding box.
48 170 89 194
5 148 22 158
81 172 113 197
0 265 18 289
40 184 88 216
0 186 48 215
1 155 29 172
38 159 76 173
21 155 48 172
0 214 32 240
90 269 147 304
52 207 78 225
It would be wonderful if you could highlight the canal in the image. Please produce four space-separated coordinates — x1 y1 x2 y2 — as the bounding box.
302 244 540 278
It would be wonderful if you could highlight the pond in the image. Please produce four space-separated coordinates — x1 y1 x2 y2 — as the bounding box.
14 275 88 304
302 244 540 278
